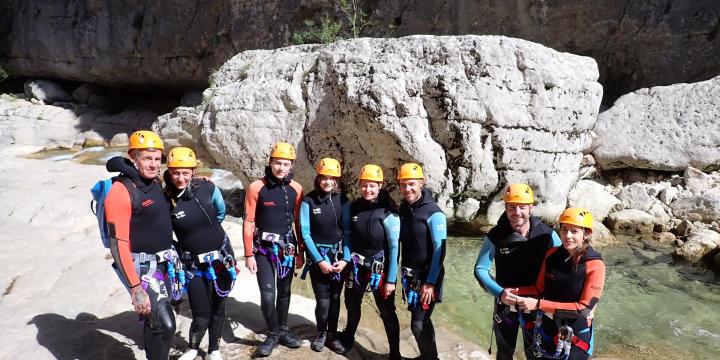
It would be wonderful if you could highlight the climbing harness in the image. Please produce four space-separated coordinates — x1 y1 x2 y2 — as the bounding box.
183 247 238 298
300 242 342 281
517 308 588 360
345 251 384 292
133 248 186 300
256 231 297 279
400 267 430 311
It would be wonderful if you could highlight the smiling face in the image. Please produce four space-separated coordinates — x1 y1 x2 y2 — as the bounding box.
169 167 195 190
269 158 293 179
130 149 162 180
359 180 382 201
399 178 423 204
317 175 337 193
505 202 533 230
559 223 591 251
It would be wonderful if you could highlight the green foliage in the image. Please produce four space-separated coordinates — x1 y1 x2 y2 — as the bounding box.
292 16 342 45
291 0 372 44
0 65 9 82
337 0 371 38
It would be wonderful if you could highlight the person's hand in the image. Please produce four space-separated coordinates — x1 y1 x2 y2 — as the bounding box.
194 175 212 182
245 256 257 274
295 253 305 269
500 288 520 306
383 283 396 299
131 286 151 315
517 297 539 312
332 260 347 273
420 283 435 305
318 261 334 274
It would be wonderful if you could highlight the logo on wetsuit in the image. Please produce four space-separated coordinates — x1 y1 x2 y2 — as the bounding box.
142 199 154 207
263 201 277 207
313 208 322 214
173 211 186 219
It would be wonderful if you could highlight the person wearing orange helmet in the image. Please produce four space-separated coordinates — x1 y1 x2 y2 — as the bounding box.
397 163 447 360
104 130 177 359
299 157 351 354
242 142 304 357
340 164 401 359
514 208 605 360
473 183 561 360
163 147 235 360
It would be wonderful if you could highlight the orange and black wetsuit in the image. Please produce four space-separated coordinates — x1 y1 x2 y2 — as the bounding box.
243 167 303 335
104 156 175 360
518 246 605 360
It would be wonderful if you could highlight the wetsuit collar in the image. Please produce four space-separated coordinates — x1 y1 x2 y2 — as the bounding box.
405 187 435 209
107 156 156 191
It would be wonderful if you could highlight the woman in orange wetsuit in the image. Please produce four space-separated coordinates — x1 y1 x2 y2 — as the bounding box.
513 208 605 360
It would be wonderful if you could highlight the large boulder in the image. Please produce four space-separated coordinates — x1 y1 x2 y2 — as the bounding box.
594 76 720 171
616 183 655 212
566 180 621 221
2 1 718 99
670 193 720 224
156 36 603 223
605 209 655 235
674 228 720 263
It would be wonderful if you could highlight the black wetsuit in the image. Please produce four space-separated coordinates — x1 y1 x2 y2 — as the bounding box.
343 190 401 359
242 167 303 334
300 189 351 335
480 214 558 360
399 187 447 360
166 175 232 354
105 156 175 360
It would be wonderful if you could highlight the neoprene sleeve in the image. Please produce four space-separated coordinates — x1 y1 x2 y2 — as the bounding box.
383 214 401 284
425 211 447 285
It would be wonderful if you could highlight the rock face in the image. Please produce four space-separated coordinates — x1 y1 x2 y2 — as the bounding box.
2 1 719 98
566 179 621 221
23 80 72 104
605 209 655 235
593 75 720 171
0 94 156 148
670 193 720 223
155 36 603 223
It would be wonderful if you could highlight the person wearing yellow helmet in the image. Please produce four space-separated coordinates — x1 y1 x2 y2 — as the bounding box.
163 147 234 360
298 157 351 353
104 130 177 359
396 163 447 360
514 208 605 360
243 141 304 357
473 183 562 360
340 164 402 359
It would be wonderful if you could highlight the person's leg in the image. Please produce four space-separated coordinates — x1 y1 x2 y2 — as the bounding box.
142 265 176 360
309 267 331 351
276 268 300 348
254 254 281 357
342 287 364 347
410 302 438 360
207 271 230 353
493 302 519 360
372 290 401 359
185 274 212 350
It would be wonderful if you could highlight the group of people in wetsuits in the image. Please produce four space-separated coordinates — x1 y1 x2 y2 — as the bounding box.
104 130 605 360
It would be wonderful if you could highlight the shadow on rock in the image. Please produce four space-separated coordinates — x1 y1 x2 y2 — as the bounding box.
28 311 142 360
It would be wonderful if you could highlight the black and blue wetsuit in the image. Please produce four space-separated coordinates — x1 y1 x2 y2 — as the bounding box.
165 174 231 355
299 189 351 340
474 213 561 360
399 187 447 360
343 189 401 359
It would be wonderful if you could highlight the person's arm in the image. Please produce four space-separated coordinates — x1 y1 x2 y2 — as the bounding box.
211 185 226 223
300 201 324 263
105 183 140 288
425 211 447 285
474 236 503 297
290 181 305 257
537 260 605 317
243 181 262 257
383 213 401 284
342 202 352 262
